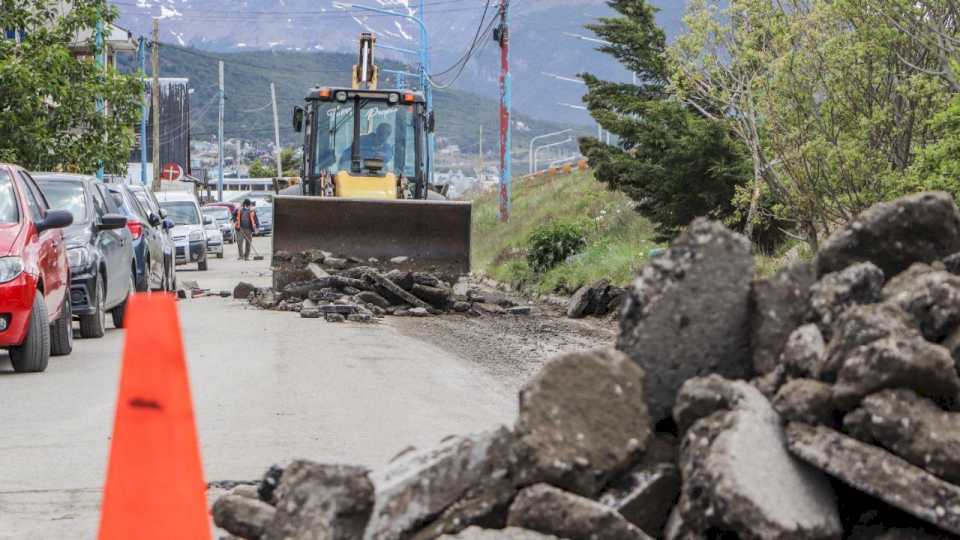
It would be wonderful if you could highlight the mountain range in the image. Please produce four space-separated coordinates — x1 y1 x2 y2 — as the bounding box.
111 0 687 125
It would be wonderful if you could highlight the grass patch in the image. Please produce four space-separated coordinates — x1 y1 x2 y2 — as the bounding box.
471 171 660 294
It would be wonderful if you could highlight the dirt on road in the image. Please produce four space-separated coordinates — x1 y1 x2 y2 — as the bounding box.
392 302 617 392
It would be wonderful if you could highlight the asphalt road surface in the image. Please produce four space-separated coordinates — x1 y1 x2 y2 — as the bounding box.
0 236 516 539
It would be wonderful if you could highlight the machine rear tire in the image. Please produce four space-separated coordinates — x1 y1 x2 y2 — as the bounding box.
10 293 50 373
50 296 73 357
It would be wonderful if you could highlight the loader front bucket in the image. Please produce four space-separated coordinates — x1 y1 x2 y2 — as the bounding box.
271 196 472 288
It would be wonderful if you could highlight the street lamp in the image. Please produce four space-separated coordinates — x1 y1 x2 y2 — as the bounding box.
333 2 434 181
533 137 573 175
528 129 572 175
563 32 637 85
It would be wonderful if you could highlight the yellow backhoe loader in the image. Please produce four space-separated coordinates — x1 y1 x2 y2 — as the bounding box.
272 33 471 287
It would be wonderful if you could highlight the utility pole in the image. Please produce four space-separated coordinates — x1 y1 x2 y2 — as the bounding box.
218 60 225 201
95 16 104 181
478 125 483 180
496 0 511 222
151 19 161 191
271 82 282 179
138 37 147 185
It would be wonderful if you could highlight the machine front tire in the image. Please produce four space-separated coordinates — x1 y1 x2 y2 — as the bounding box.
79 275 106 339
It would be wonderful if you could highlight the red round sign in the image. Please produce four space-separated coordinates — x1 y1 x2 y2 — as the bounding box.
160 163 183 182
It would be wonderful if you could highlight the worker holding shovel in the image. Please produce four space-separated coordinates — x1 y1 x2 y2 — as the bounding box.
233 199 259 261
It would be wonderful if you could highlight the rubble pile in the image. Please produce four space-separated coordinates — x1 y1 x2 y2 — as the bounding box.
235 251 530 322
214 191 960 539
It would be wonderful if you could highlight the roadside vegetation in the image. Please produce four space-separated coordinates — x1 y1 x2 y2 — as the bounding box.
471 170 660 295
579 0 960 267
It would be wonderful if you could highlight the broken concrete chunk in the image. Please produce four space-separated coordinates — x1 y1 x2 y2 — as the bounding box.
786 423 960 536
384 270 415 291
319 303 360 315
668 379 842 540
751 365 787 401
365 272 433 310
308 262 330 280
324 256 349 269
844 389 960 484
944 252 960 276
773 379 835 425
356 291 391 309
213 494 277 540
411 284 453 310
781 323 827 379
233 281 256 300
832 334 960 410
264 461 374 540
598 462 680 538
408 307 430 317
283 278 335 298
325 313 346 323
673 374 749 434
883 269 960 342
821 303 917 382
508 484 652 540
567 279 612 319
617 219 754 422
514 348 651 497
816 192 960 278
751 262 817 374
507 306 532 316
365 428 516 540
809 262 885 337
437 526 561 540
390 256 410 265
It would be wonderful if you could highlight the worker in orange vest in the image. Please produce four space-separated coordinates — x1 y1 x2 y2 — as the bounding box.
232 199 259 260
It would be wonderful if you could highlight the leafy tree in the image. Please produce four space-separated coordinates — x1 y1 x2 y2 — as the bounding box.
579 0 754 243
280 147 300 177
672 0 952 250
248 159 274 178
0 0 142 174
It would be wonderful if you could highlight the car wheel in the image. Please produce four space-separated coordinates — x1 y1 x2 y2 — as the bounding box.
111 273 135 329
137 256 150 292
50 294 73 357
10 293 51 373
198 256 208 271
79 274 106 339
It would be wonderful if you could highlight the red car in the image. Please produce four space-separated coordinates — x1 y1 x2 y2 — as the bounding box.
0 164 74 372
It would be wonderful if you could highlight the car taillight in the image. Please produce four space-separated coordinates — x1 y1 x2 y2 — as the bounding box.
127 220 143 240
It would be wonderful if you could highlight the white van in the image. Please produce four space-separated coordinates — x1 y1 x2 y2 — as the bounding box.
154 191 210 271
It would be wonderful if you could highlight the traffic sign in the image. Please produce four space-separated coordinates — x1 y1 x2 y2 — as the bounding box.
161 163 183 182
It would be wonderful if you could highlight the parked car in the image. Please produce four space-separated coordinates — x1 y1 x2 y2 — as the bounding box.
204 216 224 258
0 165 75 372
35 174 135 338
106 184 169 292
127 184 177 291
254 203 273 236
155 191 210 271
203 205 234 243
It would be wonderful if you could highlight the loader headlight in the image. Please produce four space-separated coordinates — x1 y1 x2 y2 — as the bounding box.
388 93 399 105
0 257 24 283
336 91 348 102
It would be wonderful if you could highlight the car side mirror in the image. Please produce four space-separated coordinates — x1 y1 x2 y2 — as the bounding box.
162 218 175 230
158 208 168 219
98 213 128 230
203 216 214 225
293 106 304 132
37 209 73 232
147 212 162 227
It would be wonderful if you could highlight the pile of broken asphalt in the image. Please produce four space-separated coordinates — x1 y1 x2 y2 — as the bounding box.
235 254 532 323
215 191 960 539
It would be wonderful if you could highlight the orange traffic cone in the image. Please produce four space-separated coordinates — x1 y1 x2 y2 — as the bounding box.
98 294 211 540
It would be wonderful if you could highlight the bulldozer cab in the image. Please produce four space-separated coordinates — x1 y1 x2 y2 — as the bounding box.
296 89 429 200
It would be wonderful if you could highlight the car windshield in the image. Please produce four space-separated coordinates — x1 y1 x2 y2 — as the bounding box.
160 201 200 225
0 171 20 224
38 180 87 222
203 207 230 223
108 189 140 220
257 206 273 219
313 98 418 178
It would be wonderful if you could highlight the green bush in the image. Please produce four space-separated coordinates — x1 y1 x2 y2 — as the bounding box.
526 221 588 274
